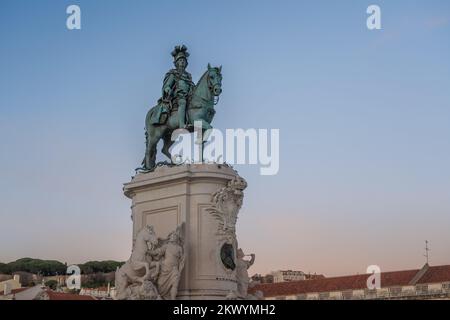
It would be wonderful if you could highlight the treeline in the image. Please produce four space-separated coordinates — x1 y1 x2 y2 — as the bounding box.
0 258 66 276
79 260 124 274
0 258 124 276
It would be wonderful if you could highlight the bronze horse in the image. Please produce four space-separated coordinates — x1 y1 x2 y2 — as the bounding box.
141 64 223 170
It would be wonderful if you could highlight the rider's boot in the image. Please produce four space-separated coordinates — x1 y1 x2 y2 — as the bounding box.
178 99 187 129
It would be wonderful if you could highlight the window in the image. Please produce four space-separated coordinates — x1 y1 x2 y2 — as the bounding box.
415 284 428 295
364 288 377 298
319 292 330 300
342 290 353 300
389 287 402 297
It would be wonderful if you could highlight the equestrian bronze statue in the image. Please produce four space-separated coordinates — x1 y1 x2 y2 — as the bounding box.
140 45 223 171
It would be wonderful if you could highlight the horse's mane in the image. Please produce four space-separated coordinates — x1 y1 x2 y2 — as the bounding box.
196 67 221 87
196 70 209 87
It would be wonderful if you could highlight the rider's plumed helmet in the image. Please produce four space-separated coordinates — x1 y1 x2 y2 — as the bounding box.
171 45 189 64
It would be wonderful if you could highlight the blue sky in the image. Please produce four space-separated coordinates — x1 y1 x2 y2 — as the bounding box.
1 0 449 276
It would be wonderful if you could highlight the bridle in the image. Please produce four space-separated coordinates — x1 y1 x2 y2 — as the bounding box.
207 70 222 105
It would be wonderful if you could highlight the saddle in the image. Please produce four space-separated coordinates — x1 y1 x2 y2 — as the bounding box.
149 99 171 125
149 93 193 126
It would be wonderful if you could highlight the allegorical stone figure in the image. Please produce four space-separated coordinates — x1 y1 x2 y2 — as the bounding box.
236 248 255 298
162 45 195 129
149 227 185 300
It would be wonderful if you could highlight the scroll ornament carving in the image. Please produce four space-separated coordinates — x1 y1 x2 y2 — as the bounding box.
207 176 247 236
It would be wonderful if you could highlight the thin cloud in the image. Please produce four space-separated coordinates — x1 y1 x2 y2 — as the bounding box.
424 15 450 29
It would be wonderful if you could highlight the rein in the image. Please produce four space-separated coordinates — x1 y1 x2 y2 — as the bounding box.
207 72 220 105
189 70 220 108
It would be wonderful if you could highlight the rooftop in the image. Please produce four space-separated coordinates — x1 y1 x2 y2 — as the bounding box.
250 264 450 298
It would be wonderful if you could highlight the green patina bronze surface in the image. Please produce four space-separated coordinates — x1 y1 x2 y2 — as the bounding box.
140 45 223 171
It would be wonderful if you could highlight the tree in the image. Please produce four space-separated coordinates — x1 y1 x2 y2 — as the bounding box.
5 258 66 276
2 258 125 277
45 280 58 290
0 262 10 274
79 260 124 274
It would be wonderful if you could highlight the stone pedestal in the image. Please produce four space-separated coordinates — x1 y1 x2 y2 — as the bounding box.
123 164 245 299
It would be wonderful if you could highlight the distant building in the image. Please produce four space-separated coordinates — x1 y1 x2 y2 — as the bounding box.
79 283 115 299
251 273 274 284
304 273 326 280
250 264 450 300
272 270 307 282
0 284 95 300
0 274 13 282
0 275 21 296
12 271 37 287
252 271 323 284
43 275 66 287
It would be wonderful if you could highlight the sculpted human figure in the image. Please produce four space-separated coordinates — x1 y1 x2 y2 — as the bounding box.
235 248 255 298
162 45 195 129
150 227 185 300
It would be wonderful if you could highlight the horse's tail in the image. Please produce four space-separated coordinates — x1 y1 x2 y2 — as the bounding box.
141 129 148 167
145 106 156 131
140 107 155 167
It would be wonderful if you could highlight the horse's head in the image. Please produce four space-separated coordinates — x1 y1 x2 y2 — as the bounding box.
143 225 158 247
207 63 222 96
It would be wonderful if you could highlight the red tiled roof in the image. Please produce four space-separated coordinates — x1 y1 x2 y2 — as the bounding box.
251 265 450 298
1 287 96 300
416 265 450 284
250 269 420 298
45 290 96 300
305 274 326 280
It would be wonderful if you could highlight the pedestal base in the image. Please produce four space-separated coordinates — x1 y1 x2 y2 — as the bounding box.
123 164 244 300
